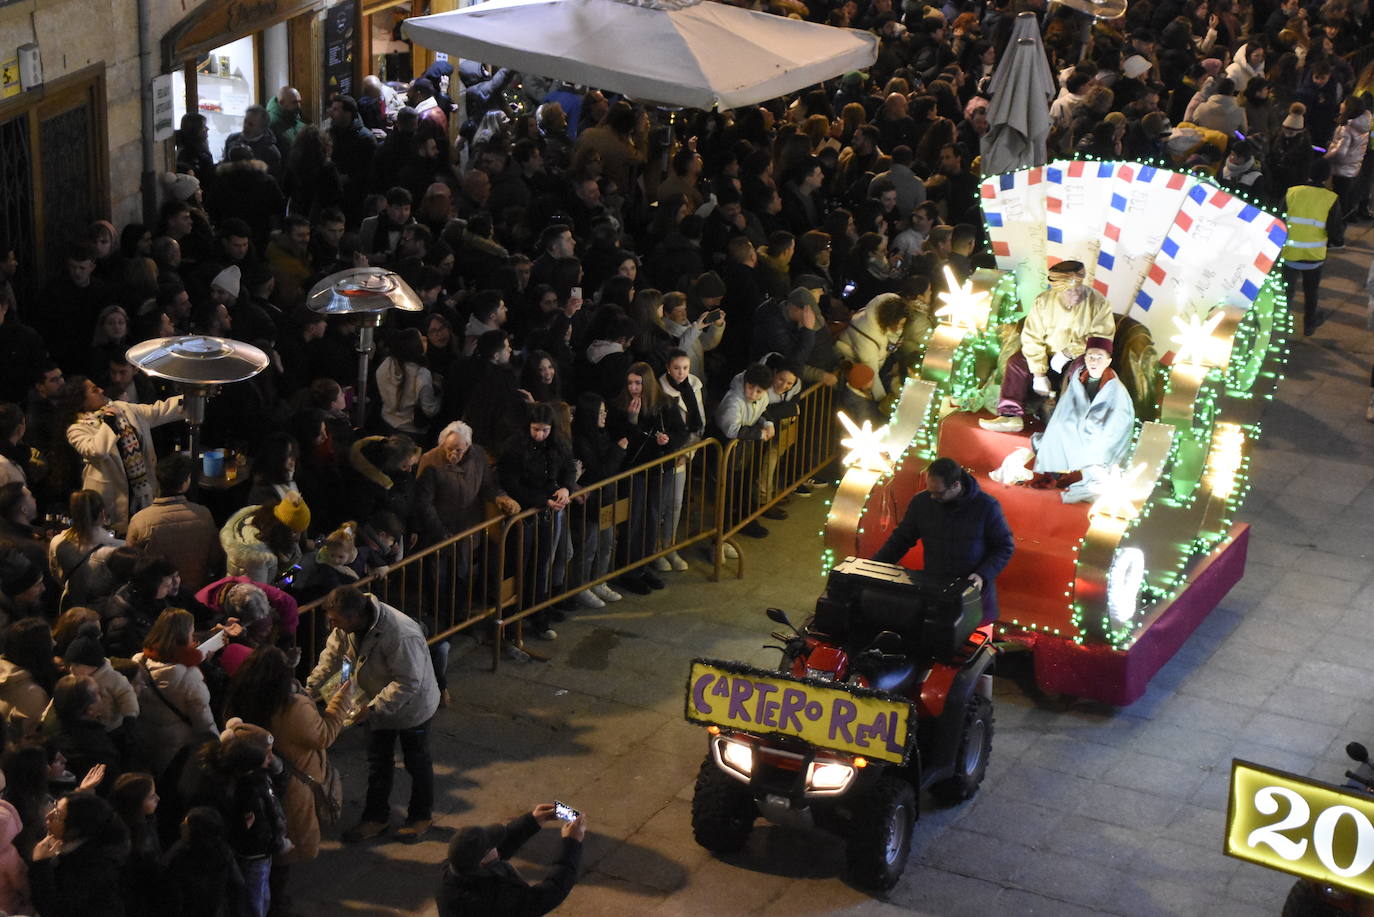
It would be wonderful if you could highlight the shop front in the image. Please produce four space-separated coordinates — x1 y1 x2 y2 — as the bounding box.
361 0 457 86
161 0 348 158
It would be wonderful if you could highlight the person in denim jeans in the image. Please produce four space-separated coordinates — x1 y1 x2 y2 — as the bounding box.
307 585 440 844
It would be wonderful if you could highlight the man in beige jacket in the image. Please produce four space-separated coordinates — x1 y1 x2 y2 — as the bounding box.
981 260 1115 433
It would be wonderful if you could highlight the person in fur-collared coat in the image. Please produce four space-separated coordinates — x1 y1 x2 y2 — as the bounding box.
204 146 287 251
220 493 311 586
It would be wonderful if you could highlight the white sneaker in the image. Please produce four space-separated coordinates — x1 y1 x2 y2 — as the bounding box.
723 543 739 560
576 589 605 609
503 644 531 663
666 550 689 571
1366 393 1374 423
979 414 1024 433
592 583 622 602
536 628 557 641
652 556 672 573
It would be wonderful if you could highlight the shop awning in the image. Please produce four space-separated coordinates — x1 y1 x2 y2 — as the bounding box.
400 0 878 111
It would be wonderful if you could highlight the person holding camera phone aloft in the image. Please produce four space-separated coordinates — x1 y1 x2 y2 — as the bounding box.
436 802 587 916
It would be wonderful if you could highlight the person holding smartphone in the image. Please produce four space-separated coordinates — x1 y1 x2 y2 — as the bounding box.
436 803 587 916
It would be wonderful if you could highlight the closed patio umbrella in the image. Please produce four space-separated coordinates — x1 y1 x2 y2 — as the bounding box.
401 0 878 111
980 12 1056 176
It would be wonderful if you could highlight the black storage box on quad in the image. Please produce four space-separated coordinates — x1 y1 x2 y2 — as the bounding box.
812 556 980 659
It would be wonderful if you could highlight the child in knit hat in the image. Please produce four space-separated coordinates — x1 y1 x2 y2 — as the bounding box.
62 623 139 733
296 522 362 603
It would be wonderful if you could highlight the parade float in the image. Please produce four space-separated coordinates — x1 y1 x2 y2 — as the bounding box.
823 160 1290 705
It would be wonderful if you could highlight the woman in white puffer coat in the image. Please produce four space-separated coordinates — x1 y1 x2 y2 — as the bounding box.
835 293 908 402
1325 97 1372 220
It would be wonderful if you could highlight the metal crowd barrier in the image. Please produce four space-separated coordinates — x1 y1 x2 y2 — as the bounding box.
493 437 721 667
292 385 836 669
711 381 835 580
293 515 508 666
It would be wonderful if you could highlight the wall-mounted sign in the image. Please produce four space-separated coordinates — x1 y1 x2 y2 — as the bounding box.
1226 759 1374 897
152 73 176 140
324 0 356 99
0 56 19 99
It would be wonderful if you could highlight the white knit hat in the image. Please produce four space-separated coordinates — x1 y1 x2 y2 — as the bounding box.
211 265 241 298
162 171 200 202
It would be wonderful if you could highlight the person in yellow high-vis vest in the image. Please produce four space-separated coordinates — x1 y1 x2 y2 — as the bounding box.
1283 160 1342 336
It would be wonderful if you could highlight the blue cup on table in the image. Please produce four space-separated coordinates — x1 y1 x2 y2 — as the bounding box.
202 449 225 478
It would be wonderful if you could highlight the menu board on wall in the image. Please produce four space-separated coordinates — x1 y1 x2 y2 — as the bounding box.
325 0 357 98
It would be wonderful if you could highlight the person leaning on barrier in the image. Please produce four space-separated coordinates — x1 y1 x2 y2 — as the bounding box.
712 363 778 540
436 804 587 917
414 421 520 548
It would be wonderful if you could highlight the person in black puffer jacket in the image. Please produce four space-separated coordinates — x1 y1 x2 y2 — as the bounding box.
345 434 421 533
174 720 290 917
570 392 626 607
606 361 686 595
498 403 578 640
28 792 131 917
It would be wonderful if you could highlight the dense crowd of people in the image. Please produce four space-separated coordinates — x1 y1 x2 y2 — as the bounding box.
0 0 1367 912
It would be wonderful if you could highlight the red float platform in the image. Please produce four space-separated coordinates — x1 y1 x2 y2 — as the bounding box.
855 411 1249 706
1007 523 1249 706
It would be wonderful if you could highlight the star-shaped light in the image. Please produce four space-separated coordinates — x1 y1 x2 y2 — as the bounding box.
1089 462 1150 521
837 411 893 474
933 266 992 331
1169 309 1224 367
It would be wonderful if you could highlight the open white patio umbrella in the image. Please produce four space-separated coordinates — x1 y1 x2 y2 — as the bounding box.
980 12 1056 176
401 0 878 111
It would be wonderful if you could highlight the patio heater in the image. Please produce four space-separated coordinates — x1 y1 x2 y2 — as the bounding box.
307 267 423 428
125 334 271 472
1056 0 1128 61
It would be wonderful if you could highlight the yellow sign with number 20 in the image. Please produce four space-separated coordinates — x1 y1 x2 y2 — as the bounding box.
1226 759 1374 896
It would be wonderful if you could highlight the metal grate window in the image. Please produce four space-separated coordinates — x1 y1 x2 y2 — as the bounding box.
0 114 36 308
40 105 95 273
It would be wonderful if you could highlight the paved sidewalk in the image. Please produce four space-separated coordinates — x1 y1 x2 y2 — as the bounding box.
292 227 1374 916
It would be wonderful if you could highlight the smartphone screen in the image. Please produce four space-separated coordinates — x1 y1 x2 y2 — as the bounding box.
554 800 579 821
341 658 354 683
571 286 582 301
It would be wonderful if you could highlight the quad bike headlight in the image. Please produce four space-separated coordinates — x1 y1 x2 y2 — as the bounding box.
805 760 856 795
713 736 755 781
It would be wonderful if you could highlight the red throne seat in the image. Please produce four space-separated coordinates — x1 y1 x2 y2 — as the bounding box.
911 411 1093 633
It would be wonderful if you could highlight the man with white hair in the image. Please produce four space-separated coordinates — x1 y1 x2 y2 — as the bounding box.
415 421 520 546
415 422 523 668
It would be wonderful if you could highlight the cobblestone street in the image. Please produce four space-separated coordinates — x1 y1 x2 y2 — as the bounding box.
293 228 1374 916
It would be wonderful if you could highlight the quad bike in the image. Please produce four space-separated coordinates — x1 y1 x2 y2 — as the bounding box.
687 556 996 890
1280 742 1374 917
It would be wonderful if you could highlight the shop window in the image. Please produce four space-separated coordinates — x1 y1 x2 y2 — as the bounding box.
198 34 258 161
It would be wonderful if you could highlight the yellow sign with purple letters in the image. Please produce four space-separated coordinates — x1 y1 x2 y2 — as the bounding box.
685 659 916 765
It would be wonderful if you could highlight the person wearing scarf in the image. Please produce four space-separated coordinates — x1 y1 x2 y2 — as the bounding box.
66 377 183 531
657 351 707 571
1026 336 1137 503
1218 139 1270 201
